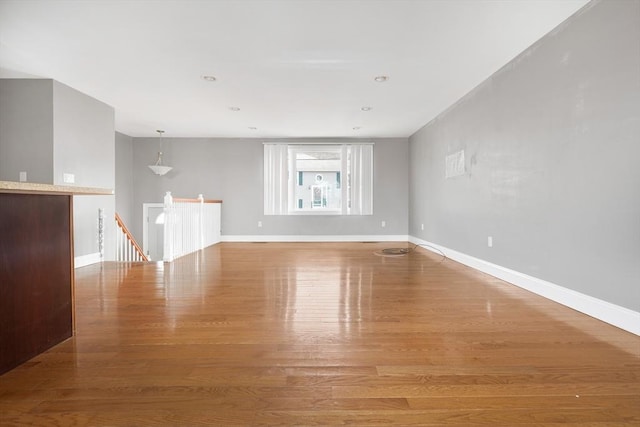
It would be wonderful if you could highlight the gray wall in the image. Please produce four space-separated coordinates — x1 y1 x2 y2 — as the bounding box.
129 137 408 243
0 79 53 183
52 81 114 188
409 0 640 311
0 78 116 261
115 132 134 227
51 81 116 259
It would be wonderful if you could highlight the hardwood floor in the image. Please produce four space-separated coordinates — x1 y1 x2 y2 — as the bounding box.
1 242 638 426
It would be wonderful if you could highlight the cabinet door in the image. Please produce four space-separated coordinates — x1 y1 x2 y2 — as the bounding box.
0 193 73 375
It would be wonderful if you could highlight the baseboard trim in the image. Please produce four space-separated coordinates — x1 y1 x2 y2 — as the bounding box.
221 234 409 243
74 252 101 268
409 236 639 336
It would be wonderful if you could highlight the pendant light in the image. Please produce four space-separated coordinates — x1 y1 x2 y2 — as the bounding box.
148 130 172 176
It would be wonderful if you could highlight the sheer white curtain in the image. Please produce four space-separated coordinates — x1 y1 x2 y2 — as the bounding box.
348 144 373 215
264 144 289 215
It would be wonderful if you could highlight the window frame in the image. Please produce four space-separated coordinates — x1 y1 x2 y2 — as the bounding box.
288 145 346 215
264 142 373 216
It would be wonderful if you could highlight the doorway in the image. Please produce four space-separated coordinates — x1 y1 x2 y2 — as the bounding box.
143 203 164 261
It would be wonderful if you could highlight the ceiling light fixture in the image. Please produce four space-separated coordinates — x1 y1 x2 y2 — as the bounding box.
361 106 372 111
352 126 362 130
148 130 172 176
202 75 217 82
248 126 258 130
373 75 389 82
229 107 241 111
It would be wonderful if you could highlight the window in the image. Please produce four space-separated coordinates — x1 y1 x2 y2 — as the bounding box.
264 143 373 215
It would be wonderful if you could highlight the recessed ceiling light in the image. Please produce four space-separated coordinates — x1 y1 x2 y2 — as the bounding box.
202 75 217 82
352 126 361 130
373 75 389 82
361 106 372 111
229 107 240 111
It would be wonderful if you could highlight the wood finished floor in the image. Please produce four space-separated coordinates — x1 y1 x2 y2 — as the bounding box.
0 242 638 426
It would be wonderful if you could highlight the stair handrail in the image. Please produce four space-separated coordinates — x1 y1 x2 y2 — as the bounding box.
115 213 149 261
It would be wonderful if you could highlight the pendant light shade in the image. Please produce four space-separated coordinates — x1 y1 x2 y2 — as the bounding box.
148 130 172 176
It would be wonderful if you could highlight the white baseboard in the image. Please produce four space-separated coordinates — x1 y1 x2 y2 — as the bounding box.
409 236 639 336
221 234 409 243
74 252 102 268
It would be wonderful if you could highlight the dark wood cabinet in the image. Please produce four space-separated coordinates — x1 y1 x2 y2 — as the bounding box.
0 193 73 374
0 182 111 375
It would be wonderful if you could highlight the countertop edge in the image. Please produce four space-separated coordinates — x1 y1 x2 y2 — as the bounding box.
0 181 114 195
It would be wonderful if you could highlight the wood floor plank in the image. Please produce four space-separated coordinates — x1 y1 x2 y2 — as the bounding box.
1 242 638 425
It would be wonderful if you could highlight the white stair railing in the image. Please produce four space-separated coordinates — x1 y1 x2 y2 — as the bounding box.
115 213 149 262
163 192 221 262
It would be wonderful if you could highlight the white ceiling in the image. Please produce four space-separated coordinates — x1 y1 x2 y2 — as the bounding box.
0 0 589 138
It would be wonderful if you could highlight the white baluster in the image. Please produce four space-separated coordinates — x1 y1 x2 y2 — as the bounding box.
163 191 173 262
198 194 204 250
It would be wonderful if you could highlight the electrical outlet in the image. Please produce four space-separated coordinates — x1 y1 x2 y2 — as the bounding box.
63 173 75 184
421 223 424 231
19 171 27 182
488 236 493 247
381 220 386 228
258 221 262 228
